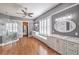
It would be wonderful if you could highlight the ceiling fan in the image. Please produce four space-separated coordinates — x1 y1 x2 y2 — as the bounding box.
16 8 33 17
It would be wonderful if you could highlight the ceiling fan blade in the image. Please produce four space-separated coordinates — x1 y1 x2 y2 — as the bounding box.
16 13 23 14
28 13 33 17
21 9 27 16
17 8 33 17
21 9 25 12
28 13 33 14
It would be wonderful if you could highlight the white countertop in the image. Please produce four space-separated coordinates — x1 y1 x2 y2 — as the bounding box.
32 31 79 43
49 34 79 44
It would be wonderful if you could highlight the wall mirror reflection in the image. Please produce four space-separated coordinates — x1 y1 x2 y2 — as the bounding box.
54 20 76 33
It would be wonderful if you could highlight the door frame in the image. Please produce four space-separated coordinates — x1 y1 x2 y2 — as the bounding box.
22 21 29 37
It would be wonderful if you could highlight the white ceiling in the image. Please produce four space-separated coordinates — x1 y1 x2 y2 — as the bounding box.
0 3 58 20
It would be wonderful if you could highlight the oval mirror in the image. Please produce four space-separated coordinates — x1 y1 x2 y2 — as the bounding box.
54 20 76 33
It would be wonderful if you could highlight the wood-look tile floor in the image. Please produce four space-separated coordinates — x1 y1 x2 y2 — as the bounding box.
0 37 59 55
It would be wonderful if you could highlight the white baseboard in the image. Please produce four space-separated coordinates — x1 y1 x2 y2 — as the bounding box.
0 39 19 46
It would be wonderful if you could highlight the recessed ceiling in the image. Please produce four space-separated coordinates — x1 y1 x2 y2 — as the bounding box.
0 3 59 20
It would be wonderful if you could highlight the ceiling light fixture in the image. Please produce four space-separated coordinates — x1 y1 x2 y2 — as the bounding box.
16 8 33 17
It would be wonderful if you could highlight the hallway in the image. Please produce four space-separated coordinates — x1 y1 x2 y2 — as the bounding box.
0 37 59 55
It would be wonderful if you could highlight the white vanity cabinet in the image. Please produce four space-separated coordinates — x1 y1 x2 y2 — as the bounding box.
52 37 67 55
47 36 79 55
77 46 79 54
32 31 79 55
53 37 59 52
47 36 55 49
47 37 67 54
58 39 67 54
47 37 59 52
66 41 78 55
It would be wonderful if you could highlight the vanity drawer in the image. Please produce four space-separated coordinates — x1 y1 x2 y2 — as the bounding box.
66 41 78 55
67 41 78 50
66 48 77 55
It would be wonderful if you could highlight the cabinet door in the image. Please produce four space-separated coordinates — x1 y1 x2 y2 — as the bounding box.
53 38 66 54
47 37 66 54
58 39 67 55
66 48 77 55
77 45 79 54
66 41 78 55
47 37 58 51
47 37 54 48
54 38 59 52
48 37 57 51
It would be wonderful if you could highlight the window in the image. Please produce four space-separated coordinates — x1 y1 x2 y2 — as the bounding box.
39 20 42 34
47 17 51 35
41 20 43 34
6 23 17 32
39 17 51 36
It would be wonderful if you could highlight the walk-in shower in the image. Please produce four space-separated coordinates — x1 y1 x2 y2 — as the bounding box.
0 20 18 46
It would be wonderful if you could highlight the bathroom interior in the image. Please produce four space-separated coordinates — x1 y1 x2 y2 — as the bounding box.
0 3 79 55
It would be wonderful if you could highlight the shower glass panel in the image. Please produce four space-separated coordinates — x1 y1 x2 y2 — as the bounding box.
2 22 18 44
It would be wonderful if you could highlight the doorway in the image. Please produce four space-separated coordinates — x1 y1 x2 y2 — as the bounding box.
23 22 28 37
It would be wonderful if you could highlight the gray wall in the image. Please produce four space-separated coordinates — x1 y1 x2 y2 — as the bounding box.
17 21 23 38
35 3 75 22
34 3 79 37
28 20 34 37
52 4 79 37
0 13 24 21
0 13 24 38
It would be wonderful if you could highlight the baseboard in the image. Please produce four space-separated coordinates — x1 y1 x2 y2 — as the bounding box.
0 39 19 46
